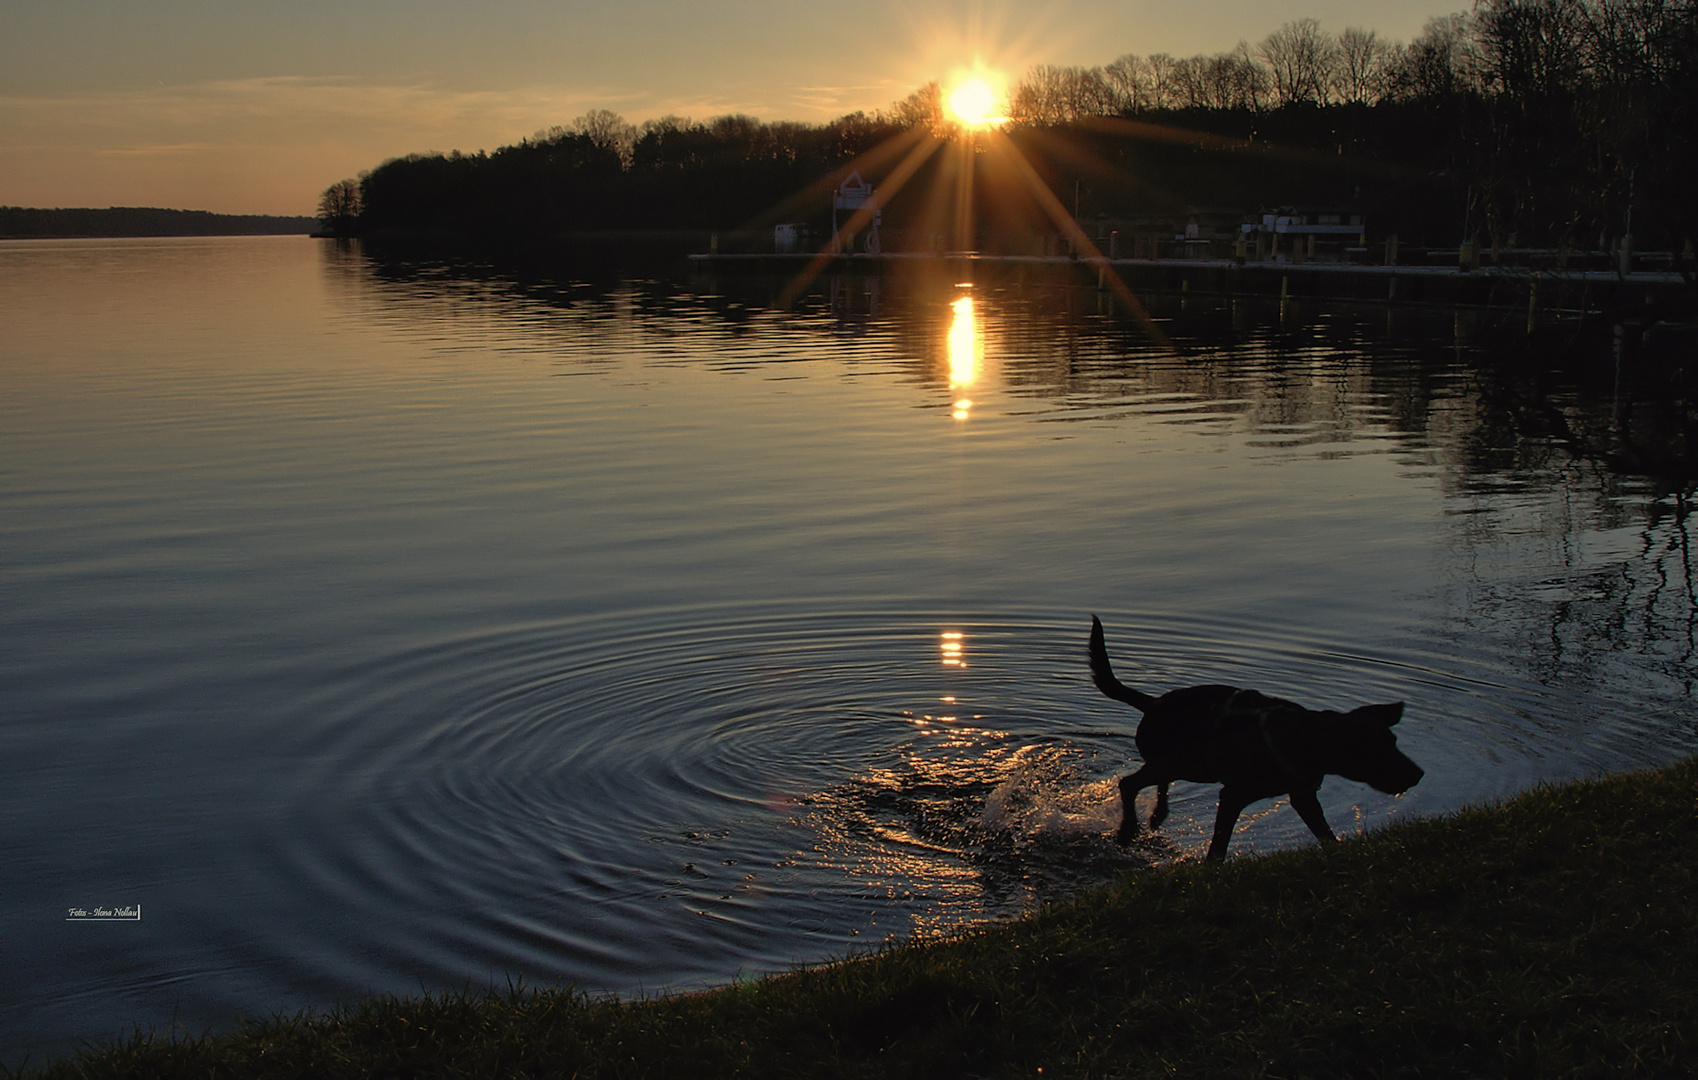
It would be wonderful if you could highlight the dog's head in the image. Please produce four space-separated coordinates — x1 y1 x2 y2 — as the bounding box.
1335 703 1424 795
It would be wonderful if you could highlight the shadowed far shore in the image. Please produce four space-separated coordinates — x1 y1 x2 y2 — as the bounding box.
0 207 316 239
17 757 1698 1078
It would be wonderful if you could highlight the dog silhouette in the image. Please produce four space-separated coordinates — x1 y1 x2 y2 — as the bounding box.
1089 616 1423 860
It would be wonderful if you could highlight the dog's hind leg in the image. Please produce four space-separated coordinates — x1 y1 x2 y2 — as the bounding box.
1115 766 1160 846
1115 774 1142 845
1149 783 1170 829
1288 788 1337 847
1205 786 1256 861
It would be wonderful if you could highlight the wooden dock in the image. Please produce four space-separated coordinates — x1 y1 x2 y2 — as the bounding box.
687 251 1692 317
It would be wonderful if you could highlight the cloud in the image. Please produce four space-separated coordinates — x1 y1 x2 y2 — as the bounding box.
789 81 908 115
96 143 220 157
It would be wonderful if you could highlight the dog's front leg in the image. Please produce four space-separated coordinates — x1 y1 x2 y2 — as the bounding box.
1288 788 1336 846
1206 787 1254 861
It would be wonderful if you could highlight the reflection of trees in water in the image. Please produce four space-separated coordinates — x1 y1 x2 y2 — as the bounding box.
981 275 1698 715
1432 320 1698 709
995 289 1460 460
1437 467 1695 707
333 244 1696 712
1639 495 1698 687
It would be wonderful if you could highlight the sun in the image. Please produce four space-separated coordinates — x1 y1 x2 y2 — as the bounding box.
945 75 1005 130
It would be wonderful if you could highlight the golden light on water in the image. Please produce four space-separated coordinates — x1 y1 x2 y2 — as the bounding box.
948 297 976 383
940 631 965 667
947 294 979 420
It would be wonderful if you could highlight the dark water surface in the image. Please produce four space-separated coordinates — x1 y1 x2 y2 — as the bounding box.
3 236 1694 1061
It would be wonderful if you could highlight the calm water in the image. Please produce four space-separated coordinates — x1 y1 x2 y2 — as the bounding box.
3 235 1694 1061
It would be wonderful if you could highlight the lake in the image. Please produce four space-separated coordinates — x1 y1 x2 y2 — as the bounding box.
3 235 1693 1062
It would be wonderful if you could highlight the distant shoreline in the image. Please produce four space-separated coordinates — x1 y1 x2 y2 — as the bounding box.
0 206 315 239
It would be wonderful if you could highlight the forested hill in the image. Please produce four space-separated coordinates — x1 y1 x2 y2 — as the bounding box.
0 207 316 239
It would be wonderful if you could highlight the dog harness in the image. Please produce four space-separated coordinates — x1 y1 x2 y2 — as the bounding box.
1220 689 1311 790
1256 713 1310 790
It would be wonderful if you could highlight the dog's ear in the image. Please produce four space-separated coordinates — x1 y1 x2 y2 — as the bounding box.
1351 702 1404 726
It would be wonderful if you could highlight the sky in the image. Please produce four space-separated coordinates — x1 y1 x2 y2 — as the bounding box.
1 1 1465 216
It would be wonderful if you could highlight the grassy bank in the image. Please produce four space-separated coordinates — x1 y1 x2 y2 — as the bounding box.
21 759 1698 1078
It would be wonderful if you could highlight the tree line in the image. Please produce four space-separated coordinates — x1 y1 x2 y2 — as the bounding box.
1009 15 1473 117
3 206 316 239
329 110 906 239
322 0 1697 265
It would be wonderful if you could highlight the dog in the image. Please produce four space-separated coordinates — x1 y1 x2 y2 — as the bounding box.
1088 616 1423 860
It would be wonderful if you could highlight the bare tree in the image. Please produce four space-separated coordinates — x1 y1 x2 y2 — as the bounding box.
1387 14 1486 101
1173 53 1260 110
1070 66 1120 116
1170 55 1209 108
316 178 361 235
1260 18 1341 105
640 115 691 139
1010 64 1116 123
1191 46 1271 110
571 109 638 168
705 113 784 162
1010 65 1061 123
889 82 945 131
1336 26 1394 103
1104 53 1149 112
1104 51 1251 113
1144 53 1180 109
1227 41 1274 110
1474 0 1590 98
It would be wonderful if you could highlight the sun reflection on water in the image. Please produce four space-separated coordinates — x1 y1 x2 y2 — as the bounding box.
939 630 966 666
947 293 979 420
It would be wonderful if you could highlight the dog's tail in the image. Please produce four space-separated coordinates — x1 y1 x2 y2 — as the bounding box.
1089 615 1157 712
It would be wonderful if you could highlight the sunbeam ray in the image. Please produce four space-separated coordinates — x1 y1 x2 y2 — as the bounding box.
983 128 1171 351
736 124 935 233
951 136 977 252
774 131 944 309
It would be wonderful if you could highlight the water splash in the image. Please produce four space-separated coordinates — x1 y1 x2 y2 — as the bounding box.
797 738 1152 927
980 743 1124 840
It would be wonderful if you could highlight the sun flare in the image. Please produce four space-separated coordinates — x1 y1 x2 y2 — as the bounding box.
945 76 1005 130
